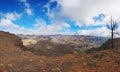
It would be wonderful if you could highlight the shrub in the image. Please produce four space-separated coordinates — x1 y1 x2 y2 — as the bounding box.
60 62 73 72
114 58 120 66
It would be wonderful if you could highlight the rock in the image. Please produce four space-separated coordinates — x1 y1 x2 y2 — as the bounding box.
83 62 87 66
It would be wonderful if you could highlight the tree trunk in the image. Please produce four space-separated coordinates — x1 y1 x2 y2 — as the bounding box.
111 29 114 49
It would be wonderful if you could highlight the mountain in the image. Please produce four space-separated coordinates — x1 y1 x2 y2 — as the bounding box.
82 35 108 44
19 35 108 44
18 35 109 57
19 35 108 51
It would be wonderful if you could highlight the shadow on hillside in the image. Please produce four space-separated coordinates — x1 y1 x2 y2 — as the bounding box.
86 38 120 53
24 40 75 57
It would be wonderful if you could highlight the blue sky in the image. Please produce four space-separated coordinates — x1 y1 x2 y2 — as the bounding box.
0 0 120 37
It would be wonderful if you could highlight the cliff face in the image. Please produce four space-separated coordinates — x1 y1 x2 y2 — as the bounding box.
0 31 24 48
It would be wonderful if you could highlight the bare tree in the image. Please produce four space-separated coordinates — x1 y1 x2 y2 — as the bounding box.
106 17 119 49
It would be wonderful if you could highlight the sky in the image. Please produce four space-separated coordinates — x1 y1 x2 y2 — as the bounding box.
0 0 120 37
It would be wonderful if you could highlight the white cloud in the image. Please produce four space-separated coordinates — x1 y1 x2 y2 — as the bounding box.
0 12 71 35
0 12 21 29
3 12 21 20
1 0 120 37
43 0 61 19
26 8 32 15
19 0 32 15
0 16 36 35
0 12 31 35
62 22 70 28
77 26 110 37
0 19 20 28
57 0 120 26
44 1 55 18
33 19 70 35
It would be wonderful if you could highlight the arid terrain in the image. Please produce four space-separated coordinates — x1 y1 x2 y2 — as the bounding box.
0 31 120 72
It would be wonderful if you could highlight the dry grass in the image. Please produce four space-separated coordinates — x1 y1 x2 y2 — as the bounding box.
22 39 38 46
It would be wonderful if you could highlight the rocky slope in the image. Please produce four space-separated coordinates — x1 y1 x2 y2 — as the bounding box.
100 38 120 49
0 31 40 72
0 31 119 72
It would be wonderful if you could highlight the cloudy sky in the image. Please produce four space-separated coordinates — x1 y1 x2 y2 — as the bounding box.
0 0 120 37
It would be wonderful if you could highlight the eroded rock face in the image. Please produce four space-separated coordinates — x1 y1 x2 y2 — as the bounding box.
0 31 24 47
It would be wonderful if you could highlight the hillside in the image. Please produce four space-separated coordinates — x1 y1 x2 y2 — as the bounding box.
26 40 75 56
100 38 120 50
0 31 119 72
0 31 46 72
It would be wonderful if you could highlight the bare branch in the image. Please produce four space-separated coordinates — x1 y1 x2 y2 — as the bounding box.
106 16 119 49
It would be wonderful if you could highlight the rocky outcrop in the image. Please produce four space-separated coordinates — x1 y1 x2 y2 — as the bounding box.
0 31 24 48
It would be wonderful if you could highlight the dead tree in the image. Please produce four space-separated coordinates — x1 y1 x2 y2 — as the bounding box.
106 17 119 49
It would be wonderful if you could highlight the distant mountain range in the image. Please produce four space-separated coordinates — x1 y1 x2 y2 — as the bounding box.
18 35 109 50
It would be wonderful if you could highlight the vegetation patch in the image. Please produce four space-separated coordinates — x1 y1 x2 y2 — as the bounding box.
60 62 73 72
